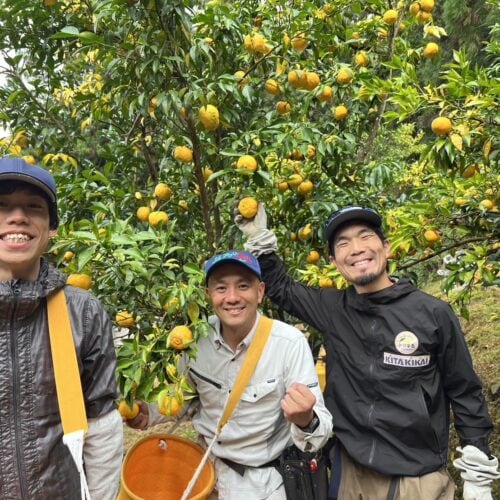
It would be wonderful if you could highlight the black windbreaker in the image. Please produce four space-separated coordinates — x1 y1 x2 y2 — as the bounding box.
259 253 493 477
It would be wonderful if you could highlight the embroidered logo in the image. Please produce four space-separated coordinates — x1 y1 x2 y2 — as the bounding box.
394 331 419 354
383 352 430 367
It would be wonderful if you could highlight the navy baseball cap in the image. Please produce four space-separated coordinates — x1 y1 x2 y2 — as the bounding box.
205 250 262 283
0 157 59 228
324 206 383 246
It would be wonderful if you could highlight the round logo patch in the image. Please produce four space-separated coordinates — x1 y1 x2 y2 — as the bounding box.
395 331 419 355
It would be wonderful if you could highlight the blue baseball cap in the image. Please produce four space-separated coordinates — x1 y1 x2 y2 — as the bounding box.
205 250 262 283
324 206 383 246
0 157 59 228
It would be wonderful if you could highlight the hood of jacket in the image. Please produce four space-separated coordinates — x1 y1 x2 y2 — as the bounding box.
0 258 67 321
345 278 416 312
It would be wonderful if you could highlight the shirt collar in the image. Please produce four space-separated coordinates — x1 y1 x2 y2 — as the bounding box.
213 312 261 350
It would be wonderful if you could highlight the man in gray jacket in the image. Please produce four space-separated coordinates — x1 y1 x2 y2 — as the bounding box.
0 157 123 499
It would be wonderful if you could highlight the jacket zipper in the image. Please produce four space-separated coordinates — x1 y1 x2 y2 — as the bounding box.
10 284 29 499
367 320 377 465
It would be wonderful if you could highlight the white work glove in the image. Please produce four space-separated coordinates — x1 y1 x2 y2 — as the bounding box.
234 202 278 256
453 445 500 500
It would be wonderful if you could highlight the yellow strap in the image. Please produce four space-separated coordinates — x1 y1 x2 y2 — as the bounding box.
47 289 88 434
217 316 273 433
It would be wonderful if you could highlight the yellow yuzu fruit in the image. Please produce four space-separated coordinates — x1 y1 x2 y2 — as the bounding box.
354 51 369 67
306 250 321 264
167 326 194 350
198 104 220 131
423 42 440 59
154 182 172 200
63 251 74 262
431 116 452 136
479 199 494 210
290 232 297 242
277 181 289 191
337 67 354 85
276 101 292 115
265 79 281 95
426 26 439 38
305 72 320 91
318 85 333 102
136 206 151 222
22 155 36 165
118 400 139 420
319 277 334 288
236 155 258 171
307 145 316 159
297 180 314 196
291 36 309 52
158 396 182 417
288 70 305 89
420 0 435 12
66 273 92 290
423 229 440 243
383 9 398 24
417 11 432 22
173 145 193 163
298 223 313 241
334 105 349 121
409 2 420 15
454 198 468 207
288 173 304 187
148 211 169 226
116 310 136 328
238 197 259 219
178 200 188 212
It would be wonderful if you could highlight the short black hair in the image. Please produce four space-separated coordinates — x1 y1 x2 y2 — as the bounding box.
329 218 386 257
0 180 58 229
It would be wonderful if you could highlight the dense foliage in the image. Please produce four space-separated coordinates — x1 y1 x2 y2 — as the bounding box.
0 0 498 403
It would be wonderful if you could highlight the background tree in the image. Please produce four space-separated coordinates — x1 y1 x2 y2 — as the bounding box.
0 0 498 413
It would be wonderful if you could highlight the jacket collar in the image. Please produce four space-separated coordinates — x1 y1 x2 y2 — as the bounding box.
0 258 67 320
346 278 416 311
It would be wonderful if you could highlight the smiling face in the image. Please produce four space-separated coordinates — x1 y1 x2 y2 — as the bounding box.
206 263 265 345
0 187 56 281
329 223 392 293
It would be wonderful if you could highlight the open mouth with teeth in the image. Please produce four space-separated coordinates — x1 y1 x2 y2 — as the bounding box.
1 233 33 243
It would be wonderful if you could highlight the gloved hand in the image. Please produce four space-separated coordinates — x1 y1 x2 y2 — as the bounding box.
234 202 278 256
234 201 268 239
463 481 494 500
454 446 500 500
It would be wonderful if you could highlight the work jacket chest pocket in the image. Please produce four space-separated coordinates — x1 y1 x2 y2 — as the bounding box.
235 378 282 418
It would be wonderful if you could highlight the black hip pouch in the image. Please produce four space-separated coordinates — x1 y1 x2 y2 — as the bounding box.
278 443 331 500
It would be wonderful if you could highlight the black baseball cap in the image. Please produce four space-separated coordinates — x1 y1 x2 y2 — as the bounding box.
0 157 59 228
324 206 382 247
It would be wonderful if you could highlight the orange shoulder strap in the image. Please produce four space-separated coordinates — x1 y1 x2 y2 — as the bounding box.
47 289 88 434
217 315 273 433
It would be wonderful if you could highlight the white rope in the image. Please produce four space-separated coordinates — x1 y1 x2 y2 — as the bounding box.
180 433 218 500
63 430 91 500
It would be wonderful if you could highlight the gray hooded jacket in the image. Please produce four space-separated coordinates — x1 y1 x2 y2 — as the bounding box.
0 258 118 499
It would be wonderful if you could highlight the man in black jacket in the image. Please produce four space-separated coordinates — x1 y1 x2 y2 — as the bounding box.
236 204 499 500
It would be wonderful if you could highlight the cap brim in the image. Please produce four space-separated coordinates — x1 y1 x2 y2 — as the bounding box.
326 209 382 243
0 172 57 202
